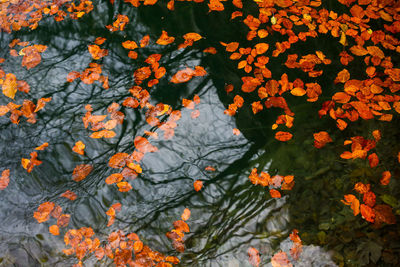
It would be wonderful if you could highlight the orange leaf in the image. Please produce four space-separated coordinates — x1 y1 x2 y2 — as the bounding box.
49 225 60 235
350 101 374 120
313 131 332 148
332 92 351 103
105 173 124 184
156 30 175 45
60 190 77 201
360 204 375 223
334 69 350 83
269 189 281 198
33 202 55 223
290 88 306 96
271 251 291 267
90 130 116 139
35 142 48 151
380 171 391 185
72 141 85 155
133 240 143 253
225 42 239 52
193 180 203 191
134 136 158 153
275 131 293 142
233 128 241 135
0 169 10 190
368 153 379 168
72 164 93 182
254 43 269 54
109 153 129 168
183 33 202 42
122 40 138 50
248 247 260 267
170 68 195 83
117 181 132 192
181 208 191 221
2 73 17 99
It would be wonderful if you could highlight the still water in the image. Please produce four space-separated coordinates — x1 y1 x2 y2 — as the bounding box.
0 1 399 266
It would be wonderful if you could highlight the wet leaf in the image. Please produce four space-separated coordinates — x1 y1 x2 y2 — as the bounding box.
33 202 55 223
193 180 203 191
181 208 191 221
0 169 10 190
49 225 60 235
72 164 93 182
248 247 260 267
72 141 85 155
275 131 293 142
60 190 77 201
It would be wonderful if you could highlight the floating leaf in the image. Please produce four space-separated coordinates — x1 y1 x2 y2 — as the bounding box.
0 169 10 190
248 247 260 267
181 208 191 221
33 202 55 223
72 164 93 182
72 141 85 155
275 131 293 142
193 180 203 191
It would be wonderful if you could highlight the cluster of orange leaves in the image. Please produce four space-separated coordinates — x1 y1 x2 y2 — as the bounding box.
249 168 294 199
82 103 124 139
33 201 71 236
1 41 51 124
340 130 380 165
0 0 93 33
343 182 395 225
8 40 47 70
182 94 201 119
67 62 109 89
166 208 191 252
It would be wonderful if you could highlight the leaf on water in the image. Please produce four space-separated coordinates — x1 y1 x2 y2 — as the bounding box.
181 208 191 221
109 153 129 168
72 164 93 182
275 131 293 142
271 251 292 267
156 30 175 45
49 225 60 235
313 131 332 148
380 171 391 185
33 202 55 223
122 40 138 50
248 247 260 267
134 136 158 153
117 181 132 192
2 73 17 99
35 142 48 150
269 189 281 198
60 190 77 201
72 141 85 155
0 169 10 190
193 180 203 191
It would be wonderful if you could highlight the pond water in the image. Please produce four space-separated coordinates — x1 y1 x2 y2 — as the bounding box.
0 1 399 266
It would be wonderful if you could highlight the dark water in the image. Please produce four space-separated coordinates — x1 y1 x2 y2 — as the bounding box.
0 1 399 266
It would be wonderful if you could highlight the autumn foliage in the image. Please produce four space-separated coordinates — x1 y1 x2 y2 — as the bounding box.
1 0 400 266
